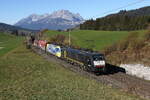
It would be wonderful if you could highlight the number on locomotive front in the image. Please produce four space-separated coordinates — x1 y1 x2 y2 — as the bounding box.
93 55 105 68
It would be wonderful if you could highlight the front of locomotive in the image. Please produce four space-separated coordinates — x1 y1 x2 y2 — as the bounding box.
91 54 106 72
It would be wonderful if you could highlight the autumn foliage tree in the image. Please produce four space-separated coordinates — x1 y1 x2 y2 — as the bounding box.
49 34 69 45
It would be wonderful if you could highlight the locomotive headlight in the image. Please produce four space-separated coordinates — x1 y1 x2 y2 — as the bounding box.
94 61 105 66
100 61 105 65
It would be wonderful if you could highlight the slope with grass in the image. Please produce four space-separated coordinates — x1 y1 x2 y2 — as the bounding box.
103 29 150 81
45 30 145 51
104 30 150 65
0 33 24 56
0 45 144 100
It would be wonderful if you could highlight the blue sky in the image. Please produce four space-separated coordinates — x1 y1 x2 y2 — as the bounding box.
0 0 150 25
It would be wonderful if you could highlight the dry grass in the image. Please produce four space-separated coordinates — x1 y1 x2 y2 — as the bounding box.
144 30 150 41
103 29 150 65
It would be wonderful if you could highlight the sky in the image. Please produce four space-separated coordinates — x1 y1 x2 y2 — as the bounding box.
0 0 150 25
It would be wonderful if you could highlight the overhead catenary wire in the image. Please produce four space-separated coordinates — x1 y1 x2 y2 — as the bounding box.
91 0 146 19
69 0 146 46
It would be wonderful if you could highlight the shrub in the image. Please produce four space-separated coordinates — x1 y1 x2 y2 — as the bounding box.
123 32 139 50
49 34 74 46
126 32 139 40
103 32 142 55
103 43 118 55
50 34 67 45
117 39 129 51
144 30 150 41
128 39 145 51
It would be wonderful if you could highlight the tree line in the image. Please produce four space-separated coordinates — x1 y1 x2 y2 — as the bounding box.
80 15 150 31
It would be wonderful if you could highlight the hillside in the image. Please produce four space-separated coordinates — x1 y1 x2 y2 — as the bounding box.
104 29 150 66
0 23 37 36
80 6 150 31
107 6 150 17
15 10 84 30
44 30 145 50
0 43 143 100
43 29 149 65
0 33 24 56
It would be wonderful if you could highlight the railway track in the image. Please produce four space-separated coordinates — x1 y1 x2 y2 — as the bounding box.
32 47 150 100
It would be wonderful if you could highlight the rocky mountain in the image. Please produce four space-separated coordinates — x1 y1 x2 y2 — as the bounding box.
15 10 84 30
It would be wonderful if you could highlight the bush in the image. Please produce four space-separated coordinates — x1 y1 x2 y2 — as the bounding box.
50 34 67 45
144 30 150 41
103 32 141 54
122 32 139 50
117 39 129 51
49 34 74 46
103 43 118 55
126 32 139 40
128 39 145 51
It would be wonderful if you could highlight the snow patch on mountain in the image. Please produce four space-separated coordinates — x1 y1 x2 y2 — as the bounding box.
50 10 83 21
15 10 84 30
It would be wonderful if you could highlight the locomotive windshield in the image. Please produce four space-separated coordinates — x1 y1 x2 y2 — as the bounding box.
93 55 104 61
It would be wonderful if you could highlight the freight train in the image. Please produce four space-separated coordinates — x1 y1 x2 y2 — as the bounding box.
32 40 107 73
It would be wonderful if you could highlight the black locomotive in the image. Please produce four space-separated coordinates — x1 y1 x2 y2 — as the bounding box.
61 47 106 72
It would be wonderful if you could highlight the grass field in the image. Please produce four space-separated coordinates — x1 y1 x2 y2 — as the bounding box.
0 31 147 99
0 33 24 56
45 30 145 51
0 45 143 100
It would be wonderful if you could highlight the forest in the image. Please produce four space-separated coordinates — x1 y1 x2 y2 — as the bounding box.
80 6 150 31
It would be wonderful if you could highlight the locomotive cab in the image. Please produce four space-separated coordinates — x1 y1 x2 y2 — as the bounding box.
88 54 106 72
93 54 105 68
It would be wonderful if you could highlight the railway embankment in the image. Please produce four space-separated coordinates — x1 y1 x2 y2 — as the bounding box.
32 46 150 100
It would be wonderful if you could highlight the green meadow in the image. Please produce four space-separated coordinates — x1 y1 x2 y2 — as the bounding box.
0 33 23 56
0 45 143 100
0 31 146 100
46 30 145 51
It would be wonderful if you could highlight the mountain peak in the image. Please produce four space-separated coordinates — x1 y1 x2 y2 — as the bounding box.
29 14 38 17
49 10 84 21
15 10 84 30
56 10 70 13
